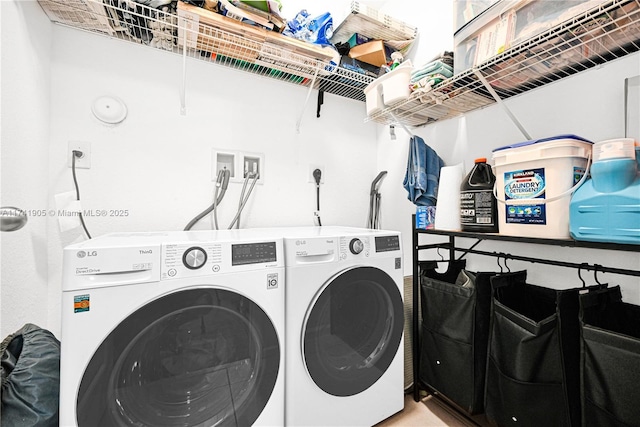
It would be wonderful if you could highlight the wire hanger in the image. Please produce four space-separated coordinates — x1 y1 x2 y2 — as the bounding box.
436 247 445 262
594 264 603 285
578 263 588 288
497 255 504 273
504 254 511 273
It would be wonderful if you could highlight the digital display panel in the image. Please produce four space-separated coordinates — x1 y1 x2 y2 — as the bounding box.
375 235 400 252
231 242 277 265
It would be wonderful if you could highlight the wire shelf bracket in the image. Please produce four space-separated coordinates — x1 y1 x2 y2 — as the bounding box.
473 69 532 140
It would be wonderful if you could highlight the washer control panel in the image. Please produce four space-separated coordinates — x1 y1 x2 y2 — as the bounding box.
231 242 277 266
162 242 223 279
161 241 279 280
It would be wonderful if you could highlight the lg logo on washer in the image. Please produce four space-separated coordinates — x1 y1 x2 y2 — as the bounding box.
76 250 97 258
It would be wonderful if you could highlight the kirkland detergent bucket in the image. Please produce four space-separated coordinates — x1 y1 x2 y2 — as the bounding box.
492 135 592 239
570 138 640 244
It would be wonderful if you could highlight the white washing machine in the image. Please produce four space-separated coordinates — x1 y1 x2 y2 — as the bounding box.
59 230 285 427
282 226 405 426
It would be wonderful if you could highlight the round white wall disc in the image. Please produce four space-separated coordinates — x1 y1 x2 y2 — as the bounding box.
92 96 127 124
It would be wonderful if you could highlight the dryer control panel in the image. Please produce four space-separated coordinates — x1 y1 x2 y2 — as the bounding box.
338 234 401 261
374 235 401 252
339 236 372 260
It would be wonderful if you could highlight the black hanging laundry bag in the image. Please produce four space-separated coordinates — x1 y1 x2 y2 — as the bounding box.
419 260 523 415
485 273 599 427
1 324 60 427
579 286 640 427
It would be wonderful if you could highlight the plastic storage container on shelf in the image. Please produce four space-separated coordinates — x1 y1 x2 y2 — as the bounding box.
453 0 606 75
570 138 640 245
364 60 413 116
492 134 593 239
453 0 499 33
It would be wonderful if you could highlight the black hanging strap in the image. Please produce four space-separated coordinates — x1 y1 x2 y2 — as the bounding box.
317 90 324 118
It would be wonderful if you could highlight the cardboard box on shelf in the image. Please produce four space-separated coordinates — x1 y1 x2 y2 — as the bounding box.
348 40 387 67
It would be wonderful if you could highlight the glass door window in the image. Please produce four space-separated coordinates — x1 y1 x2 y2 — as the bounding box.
77 288 279 426
303 266 404 397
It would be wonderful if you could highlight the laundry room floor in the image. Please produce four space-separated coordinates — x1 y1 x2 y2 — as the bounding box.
375 394 491 427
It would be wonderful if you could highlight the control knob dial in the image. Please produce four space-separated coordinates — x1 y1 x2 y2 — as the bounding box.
349 238 364 255
183 247 207 269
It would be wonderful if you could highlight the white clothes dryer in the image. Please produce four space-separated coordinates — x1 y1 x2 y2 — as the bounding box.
282 226 405 426
59 230 285 427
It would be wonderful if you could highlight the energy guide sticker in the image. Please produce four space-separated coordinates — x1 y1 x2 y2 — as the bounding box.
74 294 90 313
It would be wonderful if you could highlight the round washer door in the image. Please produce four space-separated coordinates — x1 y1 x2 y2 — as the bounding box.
76 288 280 427
303 266 404 397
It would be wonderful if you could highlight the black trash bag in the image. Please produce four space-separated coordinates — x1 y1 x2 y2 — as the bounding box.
580 286 640 427
486 274 606 427
1 323 60 427
420 261 525 415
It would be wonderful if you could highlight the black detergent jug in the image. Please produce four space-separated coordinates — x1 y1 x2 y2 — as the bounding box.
460 158 498 232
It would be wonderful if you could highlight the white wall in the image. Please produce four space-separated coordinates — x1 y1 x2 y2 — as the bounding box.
1 0 638 338
378 52 640 303
42 24 379 336
0 0 52 338
0 0 437 338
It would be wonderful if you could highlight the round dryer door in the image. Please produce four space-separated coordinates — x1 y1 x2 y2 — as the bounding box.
76 288 280 427
303 266 404 396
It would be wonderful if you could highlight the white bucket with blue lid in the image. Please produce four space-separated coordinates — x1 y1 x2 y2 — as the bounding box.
491 134 593 239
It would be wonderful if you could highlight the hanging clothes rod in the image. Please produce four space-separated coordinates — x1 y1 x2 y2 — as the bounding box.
420 243 640 277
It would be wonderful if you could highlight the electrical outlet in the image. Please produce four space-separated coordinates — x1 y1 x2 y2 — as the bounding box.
68 141 91 169
309 165 324 184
